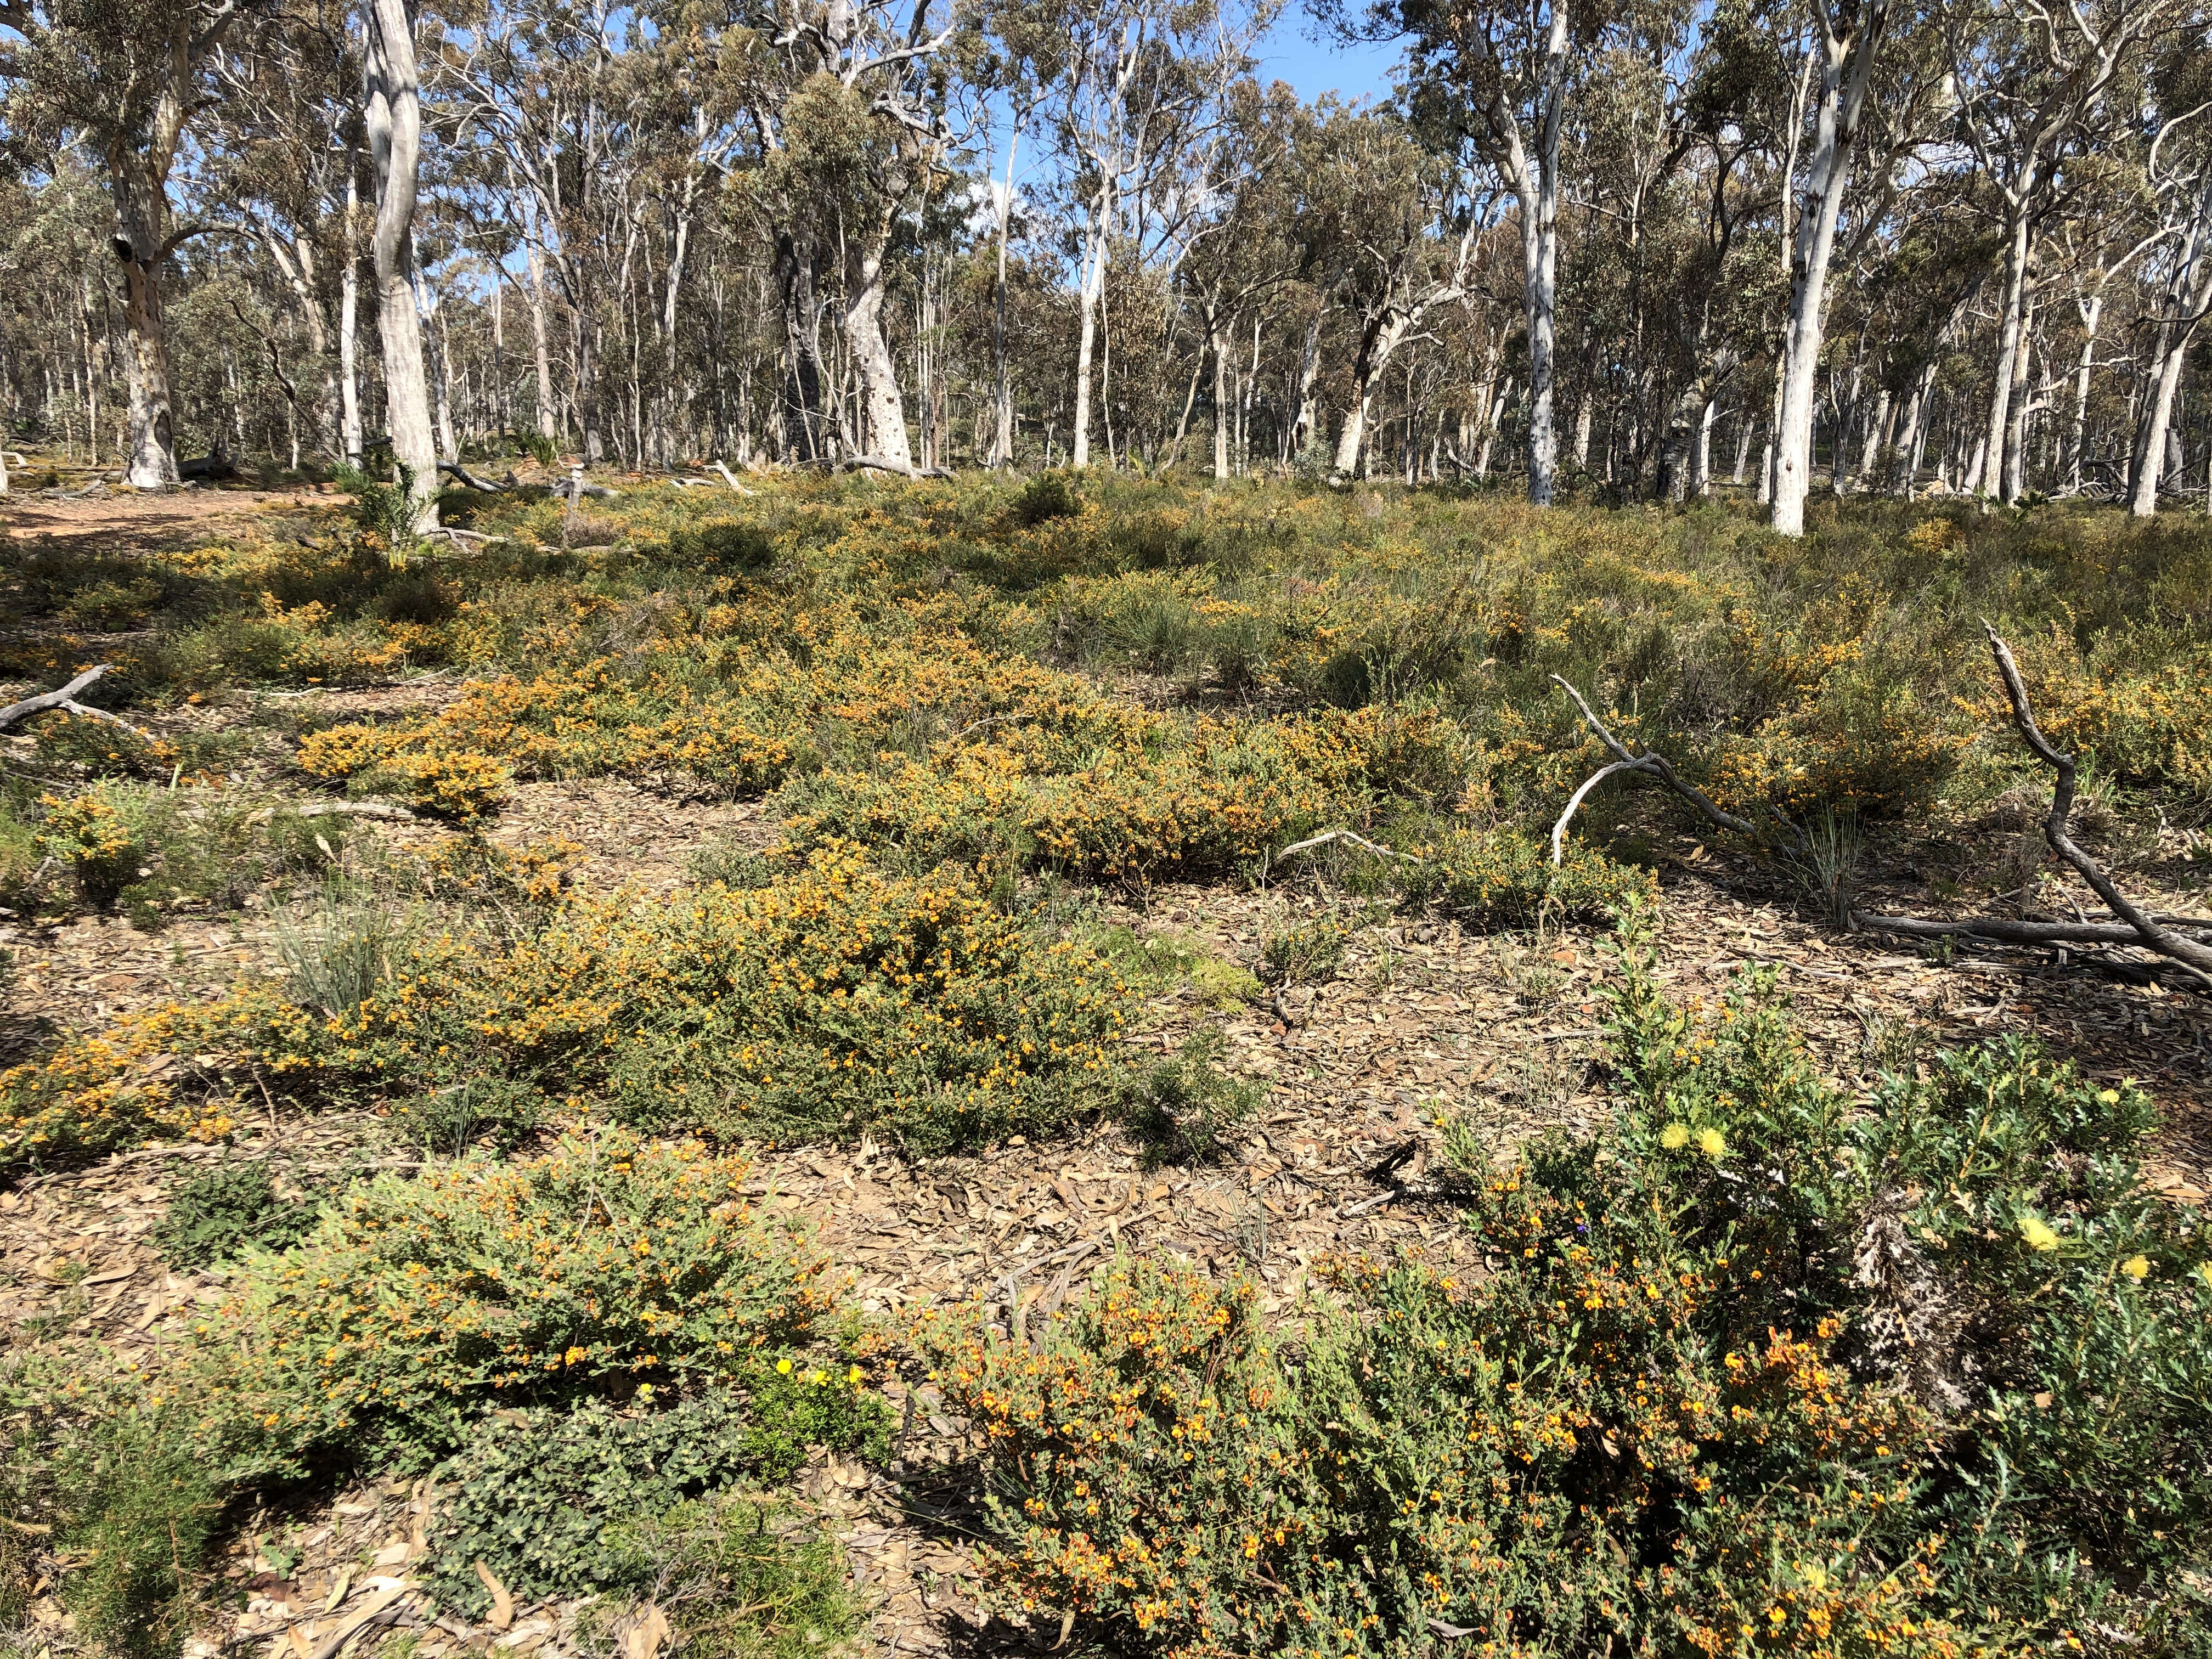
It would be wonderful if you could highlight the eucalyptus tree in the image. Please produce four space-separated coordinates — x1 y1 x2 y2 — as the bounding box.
1359 0 1604 504
1167 77 1304 476
2127 24 2212 513
1297 108 1480 477
1945 0 2192 504
363 0 438 526
208 8 362 464
0 0 258 487
1034 0 1267 466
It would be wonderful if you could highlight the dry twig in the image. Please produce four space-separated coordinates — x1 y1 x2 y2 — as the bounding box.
1549 675 1760 864
1271 827 1423 869
0 663 157 743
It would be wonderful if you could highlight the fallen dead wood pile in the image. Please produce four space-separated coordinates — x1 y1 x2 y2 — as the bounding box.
1551 625 2212 990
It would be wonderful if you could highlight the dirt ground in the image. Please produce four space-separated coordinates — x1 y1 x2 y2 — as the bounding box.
2 492 2208 1659
1 484 342 557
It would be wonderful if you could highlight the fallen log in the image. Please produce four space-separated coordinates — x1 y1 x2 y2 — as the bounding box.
0 665 112 731
437 460 511 492
0 664 155 741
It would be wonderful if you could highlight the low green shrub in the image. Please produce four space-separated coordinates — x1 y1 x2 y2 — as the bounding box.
0 1372 222 1659
927 905 2212 1657
426 1387 884 1616
612 1498 864 1659
1257 912 1353 986
1401 826 1656 928
1009 471 1082 527
150 1159 318 1268
1 845 1131 1168
2 785 345 921
668 521 777 574
176 1130 864 1480
1120 1029 1263 1166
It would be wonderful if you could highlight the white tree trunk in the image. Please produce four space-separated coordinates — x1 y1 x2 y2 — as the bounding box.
338 149 365 468
1978 204 2034 499
992 125 1019 467
1291 310 1324 461
844 240 914 471
1211 318 1232 480
364 0 438 531
2067 290 2103 489
1771 5 1887 538
112 156 180 489
1519 171 1560 504
1070 201 1108 468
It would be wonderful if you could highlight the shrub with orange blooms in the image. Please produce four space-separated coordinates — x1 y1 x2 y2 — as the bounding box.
176 1129 873 1479
932 904 2212 1656
781 704 1470 884
0 843 1128 1167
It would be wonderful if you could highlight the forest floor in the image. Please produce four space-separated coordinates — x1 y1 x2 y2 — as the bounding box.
1 477 2208 1659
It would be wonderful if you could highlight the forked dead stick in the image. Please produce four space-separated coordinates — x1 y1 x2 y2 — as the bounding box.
1963 625 2212 981
1548 675 1761 865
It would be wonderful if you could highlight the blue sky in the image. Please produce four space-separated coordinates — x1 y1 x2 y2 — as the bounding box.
1252 12 1403 105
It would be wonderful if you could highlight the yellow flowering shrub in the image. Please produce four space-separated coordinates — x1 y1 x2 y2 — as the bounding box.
0 844 1128 1167
37 788 145 907
783 705 1470 883
928 910 2212 1657
1973 652 2212 796
176 1130 849 1477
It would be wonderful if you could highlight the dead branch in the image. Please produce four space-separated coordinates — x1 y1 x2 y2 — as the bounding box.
293 800 418 821
0 664 111 730
437 460 510 493
843 453 955 479
1549 676 1762 862
1858 626 2212 986
50 699 156 743
708 460 757 495
1272 827 1424 869
1550 757 1660 865
1854 915 2207 947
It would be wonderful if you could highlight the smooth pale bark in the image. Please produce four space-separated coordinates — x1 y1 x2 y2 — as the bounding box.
1771 1 1889 538
991 125 1020 467
1071 190 1109 468
111 155 179 489
1856 386 1892 489
1894 360 1939 494
524 239 557 440
844 238 915 471
1332 310 1417 476
1290 310 1324 461
2131 171 2212 516
1211 315 1232 479
100 4 242 488
261 229 336 457
364 0 438 531
2066 290 2103 489
417 261 458 461
340 162 364 467
1976 204 2034 498
1477 377 1510 477
2000 297 2033 501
